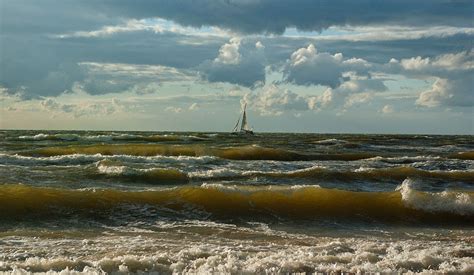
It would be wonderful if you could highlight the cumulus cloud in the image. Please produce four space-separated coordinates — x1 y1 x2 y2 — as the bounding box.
308 78 386 111
243 84 312 116
381 104 394 114
283 44 372 88
243 80 384 116
416 78 473 108
199 38 266 87
214 38 241 65
398 50 473 72
387 50 473 107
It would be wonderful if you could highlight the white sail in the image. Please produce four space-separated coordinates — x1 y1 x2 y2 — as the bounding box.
231 103 253 135
240 104 251 131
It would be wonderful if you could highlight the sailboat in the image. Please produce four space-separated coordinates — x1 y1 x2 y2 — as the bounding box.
232 104 254 135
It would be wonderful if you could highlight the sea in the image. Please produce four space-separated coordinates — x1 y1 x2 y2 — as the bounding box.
0 130 473 274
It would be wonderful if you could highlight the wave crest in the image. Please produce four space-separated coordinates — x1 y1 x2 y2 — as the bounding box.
25 144 376 161
1 184 472 223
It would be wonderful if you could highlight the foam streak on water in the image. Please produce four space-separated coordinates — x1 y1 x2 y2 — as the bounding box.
0 130 473 274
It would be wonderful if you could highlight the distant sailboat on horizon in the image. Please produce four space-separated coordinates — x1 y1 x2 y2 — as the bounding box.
232 103 254 135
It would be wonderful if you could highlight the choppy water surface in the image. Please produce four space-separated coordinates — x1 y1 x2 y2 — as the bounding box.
0 130 473 274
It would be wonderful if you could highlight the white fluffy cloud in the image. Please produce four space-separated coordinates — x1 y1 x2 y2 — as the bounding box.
381 105 394 114
199 38 266 87
388 50 473 107
283 44 372 88
243 84 312 116
399 50 473 72
243 80 385 116
308 78 386 111
214 38 241 65
416 78 473 107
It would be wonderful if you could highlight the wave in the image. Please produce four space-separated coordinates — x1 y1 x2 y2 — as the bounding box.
313 138 347 145
95 161 474 183
398 178 474 216
19 133 82 141
96 160 188 182
15 133 208 142
366 155 443 163
256 166 474 182
0 153 219 166
1 183 472 223
449 151 474 160
25 144 376 161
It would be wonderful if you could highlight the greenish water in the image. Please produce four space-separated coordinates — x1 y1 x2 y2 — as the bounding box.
0 130 473 273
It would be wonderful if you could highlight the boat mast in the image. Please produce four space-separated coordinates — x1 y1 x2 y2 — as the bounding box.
232 116 241 132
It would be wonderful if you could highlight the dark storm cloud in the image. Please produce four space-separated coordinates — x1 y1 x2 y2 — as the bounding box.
0 0 118 35
0 30 224 97
98 0 473 34
3 0 471 36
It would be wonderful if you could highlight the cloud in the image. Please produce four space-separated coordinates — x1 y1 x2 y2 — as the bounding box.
308 78 386 111
214 38 241 64
40 98 121 118
416 78 473 108
283 44 372 88
99 0 473 34
387 50 473 107
165 106 183 113
284 25 474 42
199 38 266 87
381 105 394 114
243 84 313 116
78 62 196 95
398 51 473 72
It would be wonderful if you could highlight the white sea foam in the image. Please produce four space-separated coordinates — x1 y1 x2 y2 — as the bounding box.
366 155 442 163
314 138 346 145
0 153 219 166
188 168 242 179
1 235 472 274
398 178 474 215
18 133 51 140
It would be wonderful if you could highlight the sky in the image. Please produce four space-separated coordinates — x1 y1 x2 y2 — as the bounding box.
0 0 473 134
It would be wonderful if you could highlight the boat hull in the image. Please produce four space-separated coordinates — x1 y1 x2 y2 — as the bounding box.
232 130 254 135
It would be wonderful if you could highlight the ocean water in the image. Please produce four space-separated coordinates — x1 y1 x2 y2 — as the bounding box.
0 130 473 274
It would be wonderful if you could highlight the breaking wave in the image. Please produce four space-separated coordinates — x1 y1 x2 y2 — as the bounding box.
93 161 474 183
95 160 188 182
15 133 209 142
25 144 377 161
1 183 472 223
0 153 219 166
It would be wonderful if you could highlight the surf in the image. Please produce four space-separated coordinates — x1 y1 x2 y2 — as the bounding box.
24 144 377 161
1 182 472 224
